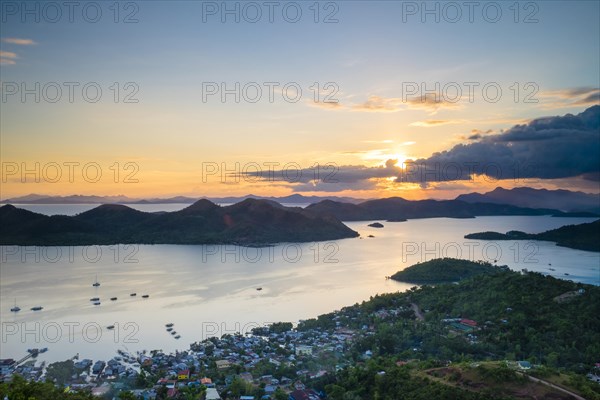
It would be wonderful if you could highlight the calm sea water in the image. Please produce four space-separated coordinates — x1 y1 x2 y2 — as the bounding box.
1 207 598 363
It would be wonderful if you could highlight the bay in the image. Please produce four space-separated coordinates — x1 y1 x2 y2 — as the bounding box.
1 212 598 363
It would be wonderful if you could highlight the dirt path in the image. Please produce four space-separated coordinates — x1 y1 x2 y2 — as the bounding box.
522 374 586 400
410 303 425 321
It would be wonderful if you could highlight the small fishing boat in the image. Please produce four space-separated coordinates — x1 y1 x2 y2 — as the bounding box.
174 335 181 339
93 302 101 306
130 293 136 297
166 327 173 332
142 294 149 298
31 306 43 311
171 331 177 335
256 287 262 291
10 299 20 312
92 275 100 287
107 325 115 330
165 323 174 328
110 297 117 301
90 297 100 302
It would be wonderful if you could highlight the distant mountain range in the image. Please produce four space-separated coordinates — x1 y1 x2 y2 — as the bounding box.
0 193 363 205
304 197 597 221
0 199 359 246
465 219 600 252
3 188 598 213
456 187 600 213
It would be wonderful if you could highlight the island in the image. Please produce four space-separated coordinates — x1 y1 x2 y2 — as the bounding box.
0 199 359 246
304 197 595 221
390 258 507 284
465 219 600 252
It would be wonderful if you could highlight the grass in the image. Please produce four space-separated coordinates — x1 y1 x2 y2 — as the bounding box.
414 362 582 399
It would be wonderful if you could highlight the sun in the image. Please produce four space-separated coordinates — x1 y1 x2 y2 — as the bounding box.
387 154 408 166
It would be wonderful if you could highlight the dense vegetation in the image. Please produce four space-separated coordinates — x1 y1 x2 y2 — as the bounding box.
298 261 600 398
0 199 358 245
390 258 506 283
0 375 94 399
465 219 600 252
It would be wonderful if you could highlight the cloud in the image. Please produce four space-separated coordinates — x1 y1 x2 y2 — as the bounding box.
410 119 465 127
352 94 461 114
307 101 345 110
2 38 37 45
239 162 402 186
574 91 600 106
462 129 494 141
402 105 600 182
539 87 600 109
352 95 403 112
240 106 600 191
0 51 17 65
362 139 394 144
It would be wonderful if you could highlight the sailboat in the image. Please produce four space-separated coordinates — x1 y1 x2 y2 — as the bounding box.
10 299 20 312
92 275 100 287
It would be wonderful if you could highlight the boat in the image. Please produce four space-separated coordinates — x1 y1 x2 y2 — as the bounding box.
130 293 136 296
110 297 117 301
564 273 570 276
166 327 173 332
142 294 149 298
165 323 174 328
171 331 177 335
90 297 100 301
93 302 101 305
40 348 48 353
174 335 181 339
27 348 40 355
31 306 43 311
256 287 262 291
92 274 100 287
107 325 115 330
10 299 20 312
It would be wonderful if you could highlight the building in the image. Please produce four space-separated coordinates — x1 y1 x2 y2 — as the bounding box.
517 361 532 370
177 369 190 380
460 319 477 327
289 389 320 400
295 345 313 356
0 359 15 376
201 377 214 387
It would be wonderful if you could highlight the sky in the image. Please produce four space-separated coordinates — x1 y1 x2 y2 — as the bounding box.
1 0 599 200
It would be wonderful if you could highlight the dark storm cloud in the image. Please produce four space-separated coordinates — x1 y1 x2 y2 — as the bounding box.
409 105 600 181
241 106 600 189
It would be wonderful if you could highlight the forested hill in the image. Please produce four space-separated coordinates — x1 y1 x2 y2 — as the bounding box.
299 260 600 398
465 219 600 252
390 258 506 283
0 199 359 245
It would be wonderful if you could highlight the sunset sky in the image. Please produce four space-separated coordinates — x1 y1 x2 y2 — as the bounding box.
1 1 599 200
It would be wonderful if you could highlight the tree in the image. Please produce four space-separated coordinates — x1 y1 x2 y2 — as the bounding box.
118 391 138 400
